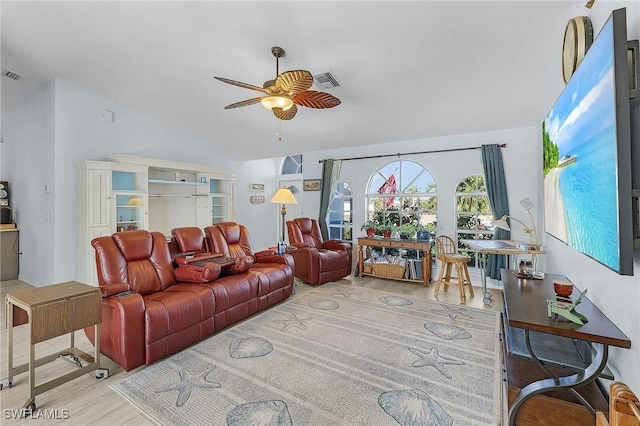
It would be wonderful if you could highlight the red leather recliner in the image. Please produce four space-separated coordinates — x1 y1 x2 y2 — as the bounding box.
205 222 295 310
285 217 352 285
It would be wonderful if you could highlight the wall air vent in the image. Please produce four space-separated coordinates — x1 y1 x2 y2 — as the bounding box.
2 69 23 81
313 71 341 89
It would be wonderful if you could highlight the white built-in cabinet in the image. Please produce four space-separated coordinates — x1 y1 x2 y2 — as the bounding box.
77 156 235 285
77 160 149 285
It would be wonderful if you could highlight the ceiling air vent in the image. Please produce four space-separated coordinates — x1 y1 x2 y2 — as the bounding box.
313 71 340 89
2 69 23 81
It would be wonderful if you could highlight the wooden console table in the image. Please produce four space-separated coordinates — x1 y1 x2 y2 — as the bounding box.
2 281 108 414
501 270 631 425
357 236 431 286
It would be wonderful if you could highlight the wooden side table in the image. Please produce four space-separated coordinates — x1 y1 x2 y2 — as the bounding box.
1 281 108 414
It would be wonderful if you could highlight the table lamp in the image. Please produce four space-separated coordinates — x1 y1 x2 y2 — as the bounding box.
270 187 298 242
491 198 538 245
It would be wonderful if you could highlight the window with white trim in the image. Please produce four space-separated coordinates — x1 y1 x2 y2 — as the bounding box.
455 174 494 267
365 160 437 233
327 182 353 242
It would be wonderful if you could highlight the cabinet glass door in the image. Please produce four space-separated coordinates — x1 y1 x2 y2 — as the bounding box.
211 195 228 224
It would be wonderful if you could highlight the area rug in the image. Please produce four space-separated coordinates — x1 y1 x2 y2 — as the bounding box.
111 283 502 425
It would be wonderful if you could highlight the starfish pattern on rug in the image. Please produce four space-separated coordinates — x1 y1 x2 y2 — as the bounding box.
272 313 313 331
156 367 222 407
408 347 465 379
431 304 474 320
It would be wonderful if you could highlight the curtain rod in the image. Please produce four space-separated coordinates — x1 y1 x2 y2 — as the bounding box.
318 143 507 163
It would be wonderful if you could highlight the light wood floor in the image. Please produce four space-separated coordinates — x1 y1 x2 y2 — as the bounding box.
0 277 502 425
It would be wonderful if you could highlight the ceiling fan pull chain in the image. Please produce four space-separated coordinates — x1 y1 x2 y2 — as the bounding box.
276 120 283 141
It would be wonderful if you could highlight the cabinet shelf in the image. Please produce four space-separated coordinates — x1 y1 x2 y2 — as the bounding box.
148 179 207 186
149 194 200 198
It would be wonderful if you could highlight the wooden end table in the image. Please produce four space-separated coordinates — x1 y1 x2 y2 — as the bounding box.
1 281 109 415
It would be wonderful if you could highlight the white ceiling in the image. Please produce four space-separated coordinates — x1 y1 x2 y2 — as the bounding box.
1 1 581 161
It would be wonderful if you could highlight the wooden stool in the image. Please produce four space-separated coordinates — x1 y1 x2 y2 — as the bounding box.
434 235 474 302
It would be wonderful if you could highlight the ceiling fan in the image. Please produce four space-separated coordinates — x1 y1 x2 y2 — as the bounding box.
214 46 341 120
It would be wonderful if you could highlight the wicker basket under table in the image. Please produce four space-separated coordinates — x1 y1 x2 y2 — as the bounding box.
372 262 406 279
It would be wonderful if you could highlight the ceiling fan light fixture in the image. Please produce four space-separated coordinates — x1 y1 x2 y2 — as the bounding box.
261 96 294 111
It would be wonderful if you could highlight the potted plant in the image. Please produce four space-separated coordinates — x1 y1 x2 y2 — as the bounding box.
360 221 377 237
398 223 416 239
379 224 393 238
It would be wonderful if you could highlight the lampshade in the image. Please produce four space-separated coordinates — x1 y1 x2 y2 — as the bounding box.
270 187 298 205
261 96 294 111
491 214 537 245
491 217 511 232
127 197 142 206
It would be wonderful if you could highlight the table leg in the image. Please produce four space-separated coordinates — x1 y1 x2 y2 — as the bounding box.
7 302 14 386
480 252 492 305
508 330 608 425
358 244 364 276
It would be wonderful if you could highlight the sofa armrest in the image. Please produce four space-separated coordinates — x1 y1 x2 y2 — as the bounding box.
174 262 222 283
290 242 309 249
104 292 146 371
228 256 254 274
99 283 131 298
255 251 294 269
323 240 352 251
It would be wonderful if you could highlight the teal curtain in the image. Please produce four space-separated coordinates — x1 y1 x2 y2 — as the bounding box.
319 159 341 240
481 144 510 279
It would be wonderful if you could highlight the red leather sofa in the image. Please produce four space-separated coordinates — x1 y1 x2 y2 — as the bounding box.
285 217 352 285
85 228 293 372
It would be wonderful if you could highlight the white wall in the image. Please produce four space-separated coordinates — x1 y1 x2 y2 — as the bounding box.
1 81 56 285
2 79 235 285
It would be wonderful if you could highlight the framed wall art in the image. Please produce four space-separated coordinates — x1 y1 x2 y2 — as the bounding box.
250 183 265 192
250 195 265 204
303 179 321 191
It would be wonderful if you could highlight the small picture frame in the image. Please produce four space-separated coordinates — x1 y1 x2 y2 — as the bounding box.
250 183 265 192
250 195 265 204
200 176 207 183
303 179 322 191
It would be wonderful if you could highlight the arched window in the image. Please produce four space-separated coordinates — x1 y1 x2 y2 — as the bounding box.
456 174 493 267
327 182 353 242
281 155 302 175
365 160 437 233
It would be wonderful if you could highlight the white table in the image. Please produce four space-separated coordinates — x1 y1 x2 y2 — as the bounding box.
460 239 546 304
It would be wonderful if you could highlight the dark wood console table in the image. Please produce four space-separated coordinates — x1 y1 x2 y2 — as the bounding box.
501 270 631 425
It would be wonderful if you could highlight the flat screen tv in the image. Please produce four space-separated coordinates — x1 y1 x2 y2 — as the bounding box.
542 8 634 275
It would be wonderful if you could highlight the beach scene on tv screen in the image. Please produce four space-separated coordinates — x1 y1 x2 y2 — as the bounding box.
542 17 620 272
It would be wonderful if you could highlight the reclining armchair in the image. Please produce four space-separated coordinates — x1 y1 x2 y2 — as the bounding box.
286 217 352 285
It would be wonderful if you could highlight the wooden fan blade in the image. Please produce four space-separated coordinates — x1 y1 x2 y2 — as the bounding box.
276 70 313 95
293 91 341 109
273 104 297 120
214 76 267 93
223 97 263 109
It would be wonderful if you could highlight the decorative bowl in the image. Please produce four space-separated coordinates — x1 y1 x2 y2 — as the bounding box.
553 280 574 297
